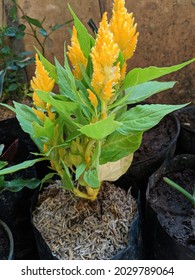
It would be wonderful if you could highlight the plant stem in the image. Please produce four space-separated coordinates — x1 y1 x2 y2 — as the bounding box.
2 0 5 29
163 177 195 208
14 1 44 55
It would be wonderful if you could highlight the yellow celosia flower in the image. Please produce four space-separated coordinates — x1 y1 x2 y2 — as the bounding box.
87 89 98 108
31 54 55 108
33 108 46 122
91 13 120 102
110 0 139 61
67 26 88 80
46 103 56 122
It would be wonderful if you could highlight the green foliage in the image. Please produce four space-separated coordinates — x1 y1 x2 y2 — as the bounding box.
0 144 41 192
0 3 194 201
0 0 71 101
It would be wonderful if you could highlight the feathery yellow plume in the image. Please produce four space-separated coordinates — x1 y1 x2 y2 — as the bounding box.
91 13 120 102
33 108 46 122
31 54 54 108
87 89 98 108
110 0 139 61
67 26 88 80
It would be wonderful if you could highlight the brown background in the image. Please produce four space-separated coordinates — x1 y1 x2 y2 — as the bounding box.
2 0 195 104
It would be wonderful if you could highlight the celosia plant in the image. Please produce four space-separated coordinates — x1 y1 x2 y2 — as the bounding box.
0 0 194 200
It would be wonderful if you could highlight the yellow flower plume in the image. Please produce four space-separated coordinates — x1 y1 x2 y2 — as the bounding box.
90 13 121 102
87 89 98 108
31 54 55 122
67 26 88 80
31 54 54 109
110 0 139 61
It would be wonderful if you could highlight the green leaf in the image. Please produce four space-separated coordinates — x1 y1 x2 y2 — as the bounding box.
0 144 4 156
83 168 100 189
4 27 17 37
0 69 7 97
35 48 58 82
39 28 48 37
61 161 74 191
32 117 55 140
122 58 195 90
0 161 7 170
0 157 46 176
79 115 120 140
117 103 189 134
76 163 86 180
36 91 87 128
55 58 77 101
68 4 95 58
111 81 176 109
13 102 43 149
100 132 142 164
22 15 42 28
1 178 41 192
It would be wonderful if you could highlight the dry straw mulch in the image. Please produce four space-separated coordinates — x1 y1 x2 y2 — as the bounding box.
33 181 137 260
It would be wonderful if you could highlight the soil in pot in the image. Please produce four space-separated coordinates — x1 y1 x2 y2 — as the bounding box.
32 181 139 260
0 219 14 260
128 114 179 192
145 155 195 260
175 105 195 154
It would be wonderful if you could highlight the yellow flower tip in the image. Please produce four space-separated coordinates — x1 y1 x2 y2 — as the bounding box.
33 108 46 122
67 26 87 80
91 12 121 98
101 112 107 120
31 53 55 93
32 92 46 109
87 89 98 108
110 0 139 61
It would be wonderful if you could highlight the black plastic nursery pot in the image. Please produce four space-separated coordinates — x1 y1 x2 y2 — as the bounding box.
31 178 143 260
127 113 180 193
0 118 39 259
145 154 195 260
175 105 195 154
0 219 14 260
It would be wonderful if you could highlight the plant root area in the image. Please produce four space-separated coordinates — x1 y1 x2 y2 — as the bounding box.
33 181 137 260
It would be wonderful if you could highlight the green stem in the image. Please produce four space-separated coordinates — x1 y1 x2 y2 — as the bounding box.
14 2 44 55
163 177 195 208
2 0 5 29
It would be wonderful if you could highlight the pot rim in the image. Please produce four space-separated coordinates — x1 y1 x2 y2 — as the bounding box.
0 219 14 260
132 113 180 166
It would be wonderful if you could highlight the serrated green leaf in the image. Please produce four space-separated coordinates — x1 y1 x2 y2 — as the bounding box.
122 58 195 90
117 103 189 134
100 132 142 164
13 101 43 149
55 58 77 101
79 115 120 140
36 91 87 132
110 81 176 109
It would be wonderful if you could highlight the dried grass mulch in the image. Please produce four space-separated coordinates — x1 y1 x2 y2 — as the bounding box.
33 181 137 260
